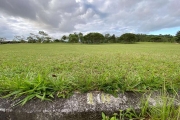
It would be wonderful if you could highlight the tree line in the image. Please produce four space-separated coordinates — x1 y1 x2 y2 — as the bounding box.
1 31 180 44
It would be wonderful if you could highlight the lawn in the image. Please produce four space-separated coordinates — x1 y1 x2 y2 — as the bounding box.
0 43 180 104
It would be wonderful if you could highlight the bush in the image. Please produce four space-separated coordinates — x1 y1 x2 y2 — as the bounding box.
119 33 136 43
175 31 180 43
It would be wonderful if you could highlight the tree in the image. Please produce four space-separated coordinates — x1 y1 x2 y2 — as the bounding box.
26 33 37 43
61 35 66 40
45 36 52 43
27 36 36 43
69 33 78 43
14 35 25 41
151 36 162 42
0 37 6 42
38 31 49 43
61 35 67 42
104 34 116 43
119 33 136 43
78 32 83 43
109 34 116 43
13 36 26 43
54 39 60 42
83 32 104 44
175 31 180 43
0 37 6 44
104 33 110 43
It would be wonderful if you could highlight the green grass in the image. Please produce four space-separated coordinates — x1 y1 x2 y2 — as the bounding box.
102 89 180 120
0 43 180 105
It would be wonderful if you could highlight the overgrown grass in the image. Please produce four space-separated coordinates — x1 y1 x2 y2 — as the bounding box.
102 97 180 120
102 86 180 120
0 43 180 105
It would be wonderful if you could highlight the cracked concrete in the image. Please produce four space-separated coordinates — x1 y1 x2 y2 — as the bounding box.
0 91 179 120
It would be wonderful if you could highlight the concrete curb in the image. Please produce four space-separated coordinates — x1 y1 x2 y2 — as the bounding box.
0 91 179 120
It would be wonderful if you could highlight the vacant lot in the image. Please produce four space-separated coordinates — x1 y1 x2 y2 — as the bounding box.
0 43 180 100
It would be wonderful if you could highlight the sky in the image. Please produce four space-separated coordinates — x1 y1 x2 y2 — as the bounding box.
0 0 180 40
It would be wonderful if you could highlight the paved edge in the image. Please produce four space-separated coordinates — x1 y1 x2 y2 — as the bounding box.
0 91 179 120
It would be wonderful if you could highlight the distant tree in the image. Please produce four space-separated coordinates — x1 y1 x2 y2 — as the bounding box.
61 35 67 41
104 33 110 43
13 36 26 43
78 32 83 43
0 37 6 44
163 34 174 42
175 31 180 43
135 34 176 43
26 33 38 43
135 34 149 42
119 33 136 43
0 37 6 42
69 33 78 43
151 36 162 42
104 34 116 43
45 36 52 43
38 31 49 43
54 39 60 42
13 36 20 41
30 33 37 40
27 36 36 43
14 36 23 41
109 34 116 43
83 32 104 44
20 39 26 43
35 35 42 43
83 34 89 43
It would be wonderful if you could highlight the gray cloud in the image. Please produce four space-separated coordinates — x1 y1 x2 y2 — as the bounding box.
0 0 180 39
0 0 37 20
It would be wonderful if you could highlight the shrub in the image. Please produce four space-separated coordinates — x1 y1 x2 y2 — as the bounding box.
119 33 136 43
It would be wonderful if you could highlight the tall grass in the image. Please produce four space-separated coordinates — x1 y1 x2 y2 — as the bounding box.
102 80 180 120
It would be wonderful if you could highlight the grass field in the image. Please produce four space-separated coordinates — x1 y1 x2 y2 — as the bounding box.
0 43 180 104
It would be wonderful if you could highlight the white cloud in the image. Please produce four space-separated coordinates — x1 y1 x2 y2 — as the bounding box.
87 0 94 3
0 0 180 39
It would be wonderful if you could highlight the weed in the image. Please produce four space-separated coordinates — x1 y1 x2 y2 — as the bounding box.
102 83 180 120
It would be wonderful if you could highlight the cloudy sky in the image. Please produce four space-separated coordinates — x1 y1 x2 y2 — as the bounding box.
0 0 180 40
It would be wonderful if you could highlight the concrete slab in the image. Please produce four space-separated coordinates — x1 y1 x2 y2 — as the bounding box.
0 91 179 120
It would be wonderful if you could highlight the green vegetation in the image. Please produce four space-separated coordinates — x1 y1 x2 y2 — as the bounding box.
102 97 180 120
83 32 105 43
0 43 180 105
1 30 179 44
176 30 180 43
118 33 136 43
102 88 180 120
